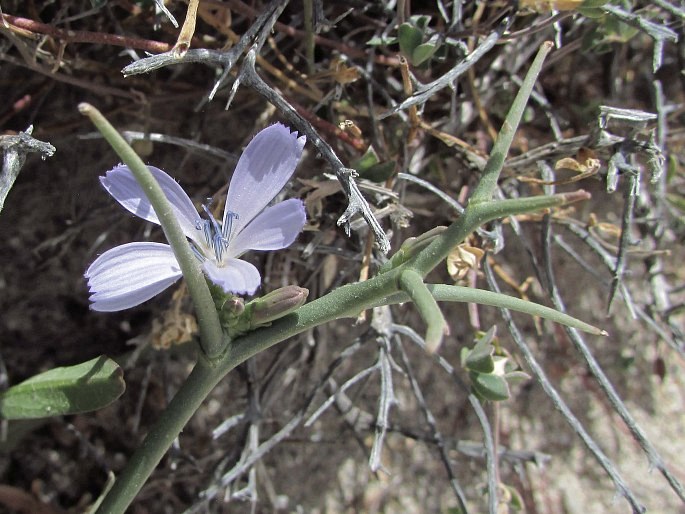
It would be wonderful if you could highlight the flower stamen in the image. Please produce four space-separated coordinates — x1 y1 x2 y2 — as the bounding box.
222 211 239 240
194 204 240 264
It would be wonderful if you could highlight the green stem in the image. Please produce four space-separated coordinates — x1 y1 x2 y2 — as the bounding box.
78 103 225 359
379 284 607 336
92 271 399 514
226 271 399 364
398 270 449 352
407 190 587 277
94 355 226 514
475 190 589 222
91 247 604 513
92 256 605 512
469 41 554 205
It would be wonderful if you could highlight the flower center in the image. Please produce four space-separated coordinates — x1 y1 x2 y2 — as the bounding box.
194 205 239 263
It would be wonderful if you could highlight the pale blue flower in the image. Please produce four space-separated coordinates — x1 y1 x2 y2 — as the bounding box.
86 123 306 312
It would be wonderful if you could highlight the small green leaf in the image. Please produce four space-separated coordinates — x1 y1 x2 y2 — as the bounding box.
398 23 423 59
352 146 380 171
367 35 397 46
504 370 531 386
604 17 638 42
359 161 395 182
412 42 439 66
351 146 396 188
0 356 125 419
409 15 432 31
465 351 495 374
471 372 510 402
463 330 496 374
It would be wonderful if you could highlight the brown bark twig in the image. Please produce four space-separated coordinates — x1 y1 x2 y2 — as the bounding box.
2 13 172 53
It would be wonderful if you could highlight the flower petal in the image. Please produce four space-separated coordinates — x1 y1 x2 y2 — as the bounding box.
225 124 305 235
229 199 306 256
203 258 261 295
85 242 182 311
101 165 202 243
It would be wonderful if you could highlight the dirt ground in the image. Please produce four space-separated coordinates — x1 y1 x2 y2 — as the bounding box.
1 1 684 513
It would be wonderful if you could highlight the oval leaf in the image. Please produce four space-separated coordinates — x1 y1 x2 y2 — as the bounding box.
464 344 495 374
352 146 380 172
412 42 439 66
359 161 396 182
463 327 497 373
0 356 125 419
471 372 510 402
398 23 423 58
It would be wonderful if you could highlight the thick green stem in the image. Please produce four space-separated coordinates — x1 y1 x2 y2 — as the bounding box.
398 42 566 279
407 190 587 278
94 356 226 514
225 271 399 364
398 270 449 352
78 103 225 359
476 190 589 221
378 284 607 336
469 41 554 204
92 271 399 514
92 259 605 513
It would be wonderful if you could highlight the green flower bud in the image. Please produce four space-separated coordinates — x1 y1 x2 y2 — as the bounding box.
223 297 245 317
380 226 447 273
248 286 309 326
207 281 246 331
